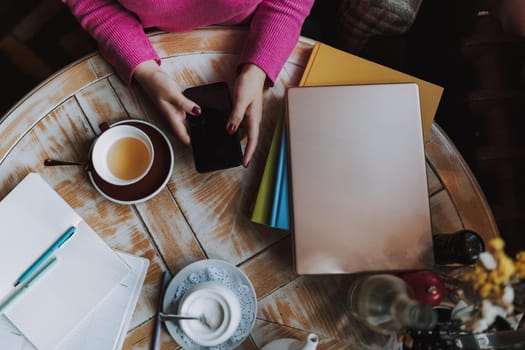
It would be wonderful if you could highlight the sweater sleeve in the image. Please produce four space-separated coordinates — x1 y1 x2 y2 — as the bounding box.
62 0 160 85
239 0 314 86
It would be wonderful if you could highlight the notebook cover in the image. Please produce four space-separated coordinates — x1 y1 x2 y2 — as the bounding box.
286 84 434 274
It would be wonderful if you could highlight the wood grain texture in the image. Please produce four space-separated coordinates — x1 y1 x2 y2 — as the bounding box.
240 237 295 299
123 319 180 350
0 28 499 349
426 125 499 239
426 162 443 195
252 320 353 350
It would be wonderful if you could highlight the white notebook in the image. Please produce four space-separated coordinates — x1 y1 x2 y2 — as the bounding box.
0 251 149 350
58 251 149 350
0 173 131 350
286 84 433 274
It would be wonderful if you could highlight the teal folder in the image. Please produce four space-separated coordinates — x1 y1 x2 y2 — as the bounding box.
269 121 290 230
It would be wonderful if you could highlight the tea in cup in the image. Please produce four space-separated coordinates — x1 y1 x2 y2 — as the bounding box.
178 282 241 347
91 125 154 186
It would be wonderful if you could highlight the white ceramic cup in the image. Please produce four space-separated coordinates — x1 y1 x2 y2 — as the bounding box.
91 125 154 186
178 282 241 347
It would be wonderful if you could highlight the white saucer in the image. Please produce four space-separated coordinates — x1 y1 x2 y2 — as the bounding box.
163 259 257 350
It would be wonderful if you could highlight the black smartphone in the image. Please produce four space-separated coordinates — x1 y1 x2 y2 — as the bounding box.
183 82 243 173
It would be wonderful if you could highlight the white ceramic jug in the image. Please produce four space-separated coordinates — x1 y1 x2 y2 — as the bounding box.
260 333 319 350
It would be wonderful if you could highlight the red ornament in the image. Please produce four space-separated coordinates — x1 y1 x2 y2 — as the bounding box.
399 270 445 307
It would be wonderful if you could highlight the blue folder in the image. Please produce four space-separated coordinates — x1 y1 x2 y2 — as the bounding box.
269 120 290 230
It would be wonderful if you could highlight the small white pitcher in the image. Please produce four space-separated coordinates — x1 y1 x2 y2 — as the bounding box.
261 333 319 350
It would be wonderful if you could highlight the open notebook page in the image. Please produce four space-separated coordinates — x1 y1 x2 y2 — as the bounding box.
0 173 130 350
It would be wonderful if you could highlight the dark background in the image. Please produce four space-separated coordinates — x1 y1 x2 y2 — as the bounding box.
1 0 524 255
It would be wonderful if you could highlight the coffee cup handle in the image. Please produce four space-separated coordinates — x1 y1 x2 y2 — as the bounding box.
99 122 110 133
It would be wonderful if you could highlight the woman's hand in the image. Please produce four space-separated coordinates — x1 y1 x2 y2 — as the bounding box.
227 64 266 167
134 61 266 168
133 60 201 145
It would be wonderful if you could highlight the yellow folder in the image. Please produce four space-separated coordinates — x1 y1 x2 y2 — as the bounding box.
251 42 443 225
299 43 443 138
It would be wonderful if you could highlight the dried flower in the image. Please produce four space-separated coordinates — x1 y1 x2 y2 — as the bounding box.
464 238 516 303
515 252 525 279
458 238 525 332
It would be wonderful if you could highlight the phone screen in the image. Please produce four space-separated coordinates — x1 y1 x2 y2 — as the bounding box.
183 82 243 173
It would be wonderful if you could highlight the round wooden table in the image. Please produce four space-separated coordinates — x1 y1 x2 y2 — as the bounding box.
0 28 499 349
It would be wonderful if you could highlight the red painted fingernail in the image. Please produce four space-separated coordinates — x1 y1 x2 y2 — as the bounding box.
227 123 236 135
192 106 201 115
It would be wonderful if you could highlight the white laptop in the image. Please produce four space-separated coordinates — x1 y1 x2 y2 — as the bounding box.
286 83 434 275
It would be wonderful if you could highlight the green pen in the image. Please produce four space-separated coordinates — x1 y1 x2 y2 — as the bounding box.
0 257 58 314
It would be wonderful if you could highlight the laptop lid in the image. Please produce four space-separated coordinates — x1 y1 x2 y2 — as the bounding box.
286 83 433 275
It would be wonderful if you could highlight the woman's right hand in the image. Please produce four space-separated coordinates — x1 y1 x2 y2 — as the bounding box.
133 60 201 145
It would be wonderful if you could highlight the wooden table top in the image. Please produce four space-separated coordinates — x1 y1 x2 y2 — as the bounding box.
0 27 499 349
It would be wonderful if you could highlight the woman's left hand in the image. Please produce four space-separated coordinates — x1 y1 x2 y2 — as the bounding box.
226 64 267 167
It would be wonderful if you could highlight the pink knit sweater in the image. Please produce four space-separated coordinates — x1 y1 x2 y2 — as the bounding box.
62 0 314 85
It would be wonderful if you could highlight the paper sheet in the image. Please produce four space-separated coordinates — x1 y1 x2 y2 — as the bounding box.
0 251 148 350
